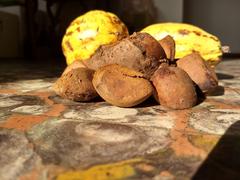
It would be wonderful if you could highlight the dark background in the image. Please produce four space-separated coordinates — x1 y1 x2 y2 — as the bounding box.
0 0 239 64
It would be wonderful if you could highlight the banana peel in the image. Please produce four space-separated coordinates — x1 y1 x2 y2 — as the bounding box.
62 10 129 65
141 23 223 66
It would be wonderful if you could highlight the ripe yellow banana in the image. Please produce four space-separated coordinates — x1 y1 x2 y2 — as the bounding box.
141 23 222 66
62 10 129 65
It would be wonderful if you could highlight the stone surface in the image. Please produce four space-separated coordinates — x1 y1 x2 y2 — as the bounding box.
0 59 240 179
0 128 41 180
11 105 49 115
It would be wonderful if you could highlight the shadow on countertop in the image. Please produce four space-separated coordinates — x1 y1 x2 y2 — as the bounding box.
0 58 66 83
193 121 240 180
217 73 234 80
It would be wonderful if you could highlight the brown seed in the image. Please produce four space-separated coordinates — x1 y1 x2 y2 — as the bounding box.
177 52 218 93
83 32 166 79
62 60 86 75
159 35 176 61
92 64 153 107
53 68 98 101
151 66 197 109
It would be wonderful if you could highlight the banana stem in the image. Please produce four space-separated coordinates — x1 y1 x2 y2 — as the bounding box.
222 46 230 54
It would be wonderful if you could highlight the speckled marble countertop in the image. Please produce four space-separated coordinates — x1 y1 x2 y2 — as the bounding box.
0 59 240 180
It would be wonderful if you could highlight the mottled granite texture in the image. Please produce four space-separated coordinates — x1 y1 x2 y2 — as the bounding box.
0 59 240 180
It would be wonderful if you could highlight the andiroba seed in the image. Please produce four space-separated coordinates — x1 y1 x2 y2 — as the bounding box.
53 67 98 101
151 65 197 109
177 52 218 93
92 64 153 107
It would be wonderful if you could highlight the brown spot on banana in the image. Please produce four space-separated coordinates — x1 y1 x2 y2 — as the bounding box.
178 29 190 35
65 41 73 51
66 31 73 36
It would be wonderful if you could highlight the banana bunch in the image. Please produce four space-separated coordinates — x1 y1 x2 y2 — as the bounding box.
141 23 222 66
62 10 129 65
